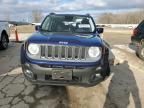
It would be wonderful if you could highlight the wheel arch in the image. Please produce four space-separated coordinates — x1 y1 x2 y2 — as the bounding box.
140 39 144 45
1 30 9 42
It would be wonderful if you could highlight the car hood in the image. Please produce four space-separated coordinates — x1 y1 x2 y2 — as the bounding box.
27 32 103 47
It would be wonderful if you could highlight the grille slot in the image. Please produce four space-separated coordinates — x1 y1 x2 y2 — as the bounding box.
41 45 87 60
68 47 72 58
48 46 52 57
41 45 45 57
75 47 79 59
82 47 86 59
55 46 59 58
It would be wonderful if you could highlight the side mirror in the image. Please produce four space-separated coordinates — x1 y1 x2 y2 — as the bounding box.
96 28 104 34
35 25 41 31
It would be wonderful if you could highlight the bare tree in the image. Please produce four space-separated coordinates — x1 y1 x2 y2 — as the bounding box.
98 13 115 24
98 9 144 24
32 10 43 23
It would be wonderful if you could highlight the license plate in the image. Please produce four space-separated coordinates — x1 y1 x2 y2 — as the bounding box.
52 69 72 80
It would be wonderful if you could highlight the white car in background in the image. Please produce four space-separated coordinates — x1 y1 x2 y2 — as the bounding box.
0 21 10 50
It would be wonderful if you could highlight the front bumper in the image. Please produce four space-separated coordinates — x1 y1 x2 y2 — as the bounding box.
21 44 111 86
22 63 104 86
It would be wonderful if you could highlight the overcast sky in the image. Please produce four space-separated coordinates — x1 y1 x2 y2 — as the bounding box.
0 0 144 21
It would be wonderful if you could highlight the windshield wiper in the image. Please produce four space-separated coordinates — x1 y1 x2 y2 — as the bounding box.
40 29 52 32
74 32 93 34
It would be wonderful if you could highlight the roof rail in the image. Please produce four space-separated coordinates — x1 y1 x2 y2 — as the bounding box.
86 13 90 16
50 12 55 15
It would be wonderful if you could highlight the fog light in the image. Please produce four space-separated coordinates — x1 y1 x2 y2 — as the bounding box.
95 73 101 77
96 67 102 70
25 69 33 78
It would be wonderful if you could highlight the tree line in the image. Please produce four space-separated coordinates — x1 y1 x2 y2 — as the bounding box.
97 9 144 24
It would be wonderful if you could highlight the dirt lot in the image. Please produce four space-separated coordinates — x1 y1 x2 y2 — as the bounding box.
11 25 133 34
0 28 144 108
10 25 133 43
10 25 35 34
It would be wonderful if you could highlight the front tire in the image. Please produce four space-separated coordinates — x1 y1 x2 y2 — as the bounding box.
101 62 110 80
137 44 144 61
0 34 8 50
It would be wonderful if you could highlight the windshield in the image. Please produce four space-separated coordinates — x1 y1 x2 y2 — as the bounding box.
41 15 95 33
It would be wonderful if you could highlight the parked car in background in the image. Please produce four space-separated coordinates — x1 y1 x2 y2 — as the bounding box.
131 20 144 61
21 13 112 86
0 21 10 50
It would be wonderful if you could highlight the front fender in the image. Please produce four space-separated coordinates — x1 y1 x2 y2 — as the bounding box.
21 44 26 64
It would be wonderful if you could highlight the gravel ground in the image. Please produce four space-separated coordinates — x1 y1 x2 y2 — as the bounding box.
0 31 144 108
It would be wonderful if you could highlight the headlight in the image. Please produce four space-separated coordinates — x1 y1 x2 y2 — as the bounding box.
88 47 101 58
28 43 40 55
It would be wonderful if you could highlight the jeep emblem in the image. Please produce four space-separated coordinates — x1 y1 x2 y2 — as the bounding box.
59 41 68 45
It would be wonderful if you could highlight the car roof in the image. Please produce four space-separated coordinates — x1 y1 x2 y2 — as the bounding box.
48 13 91 17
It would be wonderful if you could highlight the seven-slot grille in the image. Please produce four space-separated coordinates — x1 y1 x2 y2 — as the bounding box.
40 45 88 60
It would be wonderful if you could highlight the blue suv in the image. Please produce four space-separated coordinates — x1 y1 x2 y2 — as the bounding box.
21 13 111 86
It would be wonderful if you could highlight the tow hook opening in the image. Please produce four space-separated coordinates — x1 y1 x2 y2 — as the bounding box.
24 69 34 78
89 73 103 83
